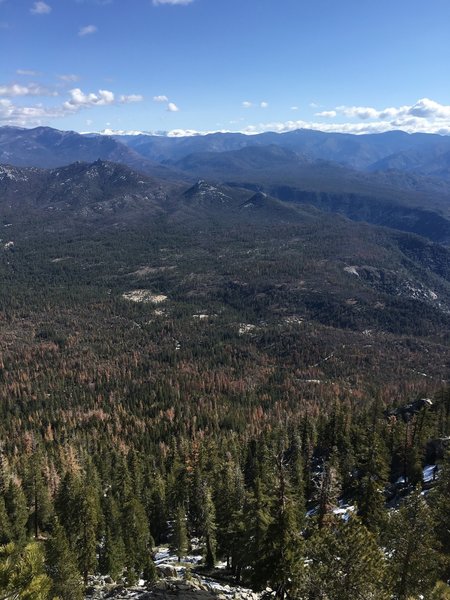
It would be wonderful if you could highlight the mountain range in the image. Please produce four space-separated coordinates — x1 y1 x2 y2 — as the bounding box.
1 125 449 244
1 125 450 396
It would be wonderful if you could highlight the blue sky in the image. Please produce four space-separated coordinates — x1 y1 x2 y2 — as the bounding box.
1 0 450 135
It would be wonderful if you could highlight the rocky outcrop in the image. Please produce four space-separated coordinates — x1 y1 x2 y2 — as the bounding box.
85 575 261 600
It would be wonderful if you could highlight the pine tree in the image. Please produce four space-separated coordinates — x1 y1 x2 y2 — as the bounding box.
23 451 52 539
387 489 440 600
99 494 125 581
100 526 126 582
0 542 51 600
313 450 341 529
77 483 100 584
215 457 244 568
170 504 188 562
243 478 271 588
45 518 83 600
122 496 153 578
55 471 82 548
148 474 168 545
4 481 28 547
430 456 450 580
356 431 389 536
201 485 216 569
259 452 305 600
0 498 12 545
305 519 388 600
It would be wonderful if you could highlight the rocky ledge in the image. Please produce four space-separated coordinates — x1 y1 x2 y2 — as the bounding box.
86 574 261 600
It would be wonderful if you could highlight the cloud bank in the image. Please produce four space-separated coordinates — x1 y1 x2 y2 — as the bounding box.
1 91 450 136
0 87 144 126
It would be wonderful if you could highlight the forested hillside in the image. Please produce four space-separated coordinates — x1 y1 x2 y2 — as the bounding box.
0 163 449 598
0 149 449 599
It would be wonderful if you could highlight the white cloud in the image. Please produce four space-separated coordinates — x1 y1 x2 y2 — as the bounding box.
329 98 450 126
120 94 144 103
153 95 169 103
409 97 450 119
17 69 42 77
260 101 269 109
0 99 63 126
63 88 114 110
30 1 51 14
0 86 145 127
290 106 299 111
242 101 252 108
0 83 57 97
78 24 97 36
316 110 337 118
167 129 201 137
167 102 179 112
153 0 194 5
58 74 80 83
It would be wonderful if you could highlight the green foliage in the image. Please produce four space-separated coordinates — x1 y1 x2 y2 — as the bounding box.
0 542 51 600
170 505 188 562
45 518 83 600
386 490 441 600
305 519 388 599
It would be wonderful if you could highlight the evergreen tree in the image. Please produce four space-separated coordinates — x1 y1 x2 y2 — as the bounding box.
215 457 245 567
387 489 440 600
99 494 125 581
313 450 341 529
430 455 450 579
356 432 389 536
0 542 51 600
4 481 28 547
0 498 12 545
77 483 100 584
23 451 52 539
201 484 216 569
170 504 188 562
45 518 83 600
258 452 305 600
122 496 153 578
148 475 168 545
305 519 388 600
55 471 82 548
243 478 271 588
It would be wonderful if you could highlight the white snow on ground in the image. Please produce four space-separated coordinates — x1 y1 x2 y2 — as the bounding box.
423 464 438 483
154 547 203 566
344 266 359 276
153 547 260 599
307 503 356 521
238 323 257 335
198 576 259 599
332 504 356 522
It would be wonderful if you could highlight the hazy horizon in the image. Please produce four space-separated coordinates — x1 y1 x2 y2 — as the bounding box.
1 0 449 136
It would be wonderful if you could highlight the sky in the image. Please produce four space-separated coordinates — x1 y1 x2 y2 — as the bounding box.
1 0 450 136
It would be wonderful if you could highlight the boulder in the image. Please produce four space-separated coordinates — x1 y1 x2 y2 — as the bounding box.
156 564 178 578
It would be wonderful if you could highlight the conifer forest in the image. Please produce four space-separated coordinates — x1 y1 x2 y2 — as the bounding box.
0 190 449 600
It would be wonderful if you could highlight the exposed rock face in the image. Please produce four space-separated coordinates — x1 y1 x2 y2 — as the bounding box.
85 576 261 600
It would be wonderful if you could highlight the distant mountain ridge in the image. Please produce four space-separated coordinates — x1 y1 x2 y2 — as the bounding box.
0 126 188 182
1 126 450 244
2 125 450 175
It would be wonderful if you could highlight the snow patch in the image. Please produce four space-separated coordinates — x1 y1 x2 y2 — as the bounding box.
238 323 257 335
344 266 359 276
122 290 168 304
